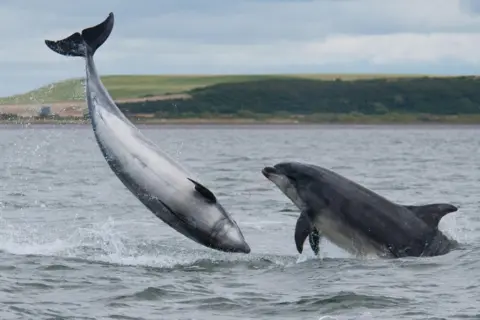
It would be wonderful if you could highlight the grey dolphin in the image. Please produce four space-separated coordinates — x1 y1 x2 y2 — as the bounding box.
262 162 458 258
44 12 250 254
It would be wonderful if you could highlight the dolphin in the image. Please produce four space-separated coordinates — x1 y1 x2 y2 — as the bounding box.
44 12 250 254
262 161 458 258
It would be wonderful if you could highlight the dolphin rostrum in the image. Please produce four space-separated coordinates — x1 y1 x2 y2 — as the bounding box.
44 12 250 254
262 162 458 258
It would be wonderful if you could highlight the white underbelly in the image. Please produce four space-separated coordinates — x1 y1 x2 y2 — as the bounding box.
313 211 386 257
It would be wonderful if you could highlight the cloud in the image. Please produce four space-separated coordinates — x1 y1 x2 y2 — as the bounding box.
460 0 480 14
1 0 480 97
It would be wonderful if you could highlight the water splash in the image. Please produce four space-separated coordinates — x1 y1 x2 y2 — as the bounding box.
0 215 295 271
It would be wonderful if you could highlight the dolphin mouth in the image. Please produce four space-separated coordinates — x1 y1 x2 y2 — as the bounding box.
262 166 278 178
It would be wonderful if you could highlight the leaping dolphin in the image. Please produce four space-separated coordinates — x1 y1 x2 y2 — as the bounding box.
44 12 250 254
262 162 458 258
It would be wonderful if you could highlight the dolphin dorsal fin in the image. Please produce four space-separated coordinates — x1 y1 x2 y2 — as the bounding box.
404 203 458 228
295 209 320 254
187 178 217 203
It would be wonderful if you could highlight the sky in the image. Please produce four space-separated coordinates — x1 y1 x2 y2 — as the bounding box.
1 0 480 97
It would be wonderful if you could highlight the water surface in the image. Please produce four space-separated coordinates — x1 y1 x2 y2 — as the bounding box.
0 124 478 320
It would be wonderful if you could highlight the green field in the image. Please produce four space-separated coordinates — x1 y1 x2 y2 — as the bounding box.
0 73 441 105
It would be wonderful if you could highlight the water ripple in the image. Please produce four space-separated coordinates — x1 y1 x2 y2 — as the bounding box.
0 125 479 320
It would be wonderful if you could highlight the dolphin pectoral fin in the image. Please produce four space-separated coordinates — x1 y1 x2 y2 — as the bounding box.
403 203 458 228
187 178 217 203
295 211 314 254
308 228 322 256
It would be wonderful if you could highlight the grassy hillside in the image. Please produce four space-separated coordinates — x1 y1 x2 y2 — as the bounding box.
0 73 437 105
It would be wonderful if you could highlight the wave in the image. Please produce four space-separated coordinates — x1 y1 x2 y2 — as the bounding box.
0 216 301 271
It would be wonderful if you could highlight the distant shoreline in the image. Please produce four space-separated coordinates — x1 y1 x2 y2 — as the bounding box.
1 115 480 126
3 74 480 126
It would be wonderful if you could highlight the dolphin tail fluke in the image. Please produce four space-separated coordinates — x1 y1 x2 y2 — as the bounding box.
44 12 114 57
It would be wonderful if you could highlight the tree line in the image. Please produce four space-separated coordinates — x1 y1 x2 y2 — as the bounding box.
117 77 480 117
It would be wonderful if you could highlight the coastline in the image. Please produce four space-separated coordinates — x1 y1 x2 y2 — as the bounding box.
2 114 480 126
3 75 480 127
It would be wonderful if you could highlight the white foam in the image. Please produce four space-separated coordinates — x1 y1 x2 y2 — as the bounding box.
0 215 293 269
